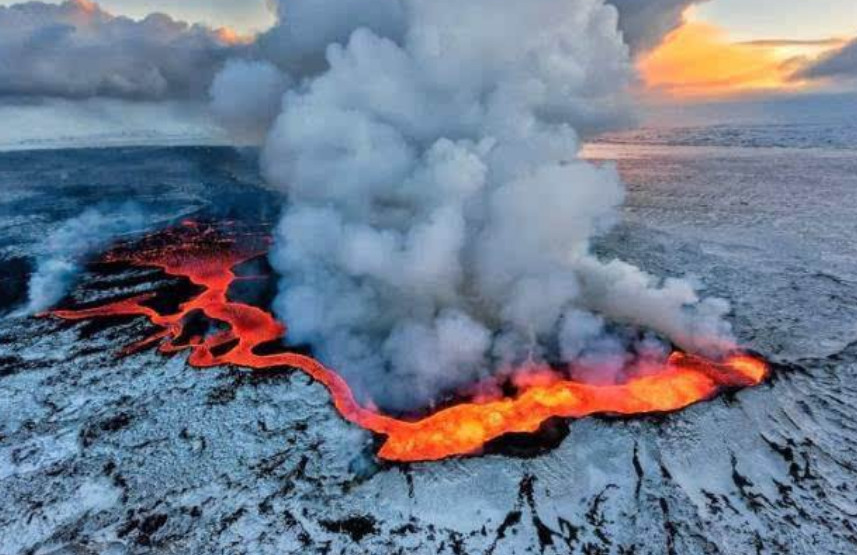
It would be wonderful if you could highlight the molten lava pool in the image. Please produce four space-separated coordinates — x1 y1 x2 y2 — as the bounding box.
49 223 769 462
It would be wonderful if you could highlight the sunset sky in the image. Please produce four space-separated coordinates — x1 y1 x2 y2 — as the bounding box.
640 2 857 99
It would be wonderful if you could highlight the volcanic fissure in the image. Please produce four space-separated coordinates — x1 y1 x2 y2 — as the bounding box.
48 223 769 463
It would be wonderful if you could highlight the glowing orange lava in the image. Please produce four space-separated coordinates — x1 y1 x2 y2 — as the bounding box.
49 223 769 462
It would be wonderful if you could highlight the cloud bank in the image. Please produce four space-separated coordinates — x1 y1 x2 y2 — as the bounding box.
610 0 706 54
209 0 736 411
0 0 238 100
796 38 857 82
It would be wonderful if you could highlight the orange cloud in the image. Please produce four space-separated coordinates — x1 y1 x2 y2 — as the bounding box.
215 27 254 46
638 22 839 99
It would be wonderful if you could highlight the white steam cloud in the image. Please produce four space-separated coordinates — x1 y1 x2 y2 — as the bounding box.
257 0 407 74
215 0 737 410
0 0 238 100
209 59 291 143
19 204 146 316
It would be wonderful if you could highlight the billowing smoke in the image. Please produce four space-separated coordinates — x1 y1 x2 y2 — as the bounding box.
213 0 736 410
256 0 407 74
795 38 857 82
0 0 239 100
18 204 146 316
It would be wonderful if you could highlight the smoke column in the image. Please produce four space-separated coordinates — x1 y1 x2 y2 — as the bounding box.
212 0 735 411
19 204 146 316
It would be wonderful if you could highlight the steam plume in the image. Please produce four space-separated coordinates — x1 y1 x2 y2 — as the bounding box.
215 0 736 410
19 204 146 315
209 59 291 143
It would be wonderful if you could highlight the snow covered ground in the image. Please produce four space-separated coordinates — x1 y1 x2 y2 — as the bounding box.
1 140 856 554
0 100 229 153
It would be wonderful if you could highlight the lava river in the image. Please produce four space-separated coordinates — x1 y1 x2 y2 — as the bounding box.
49 223 769 462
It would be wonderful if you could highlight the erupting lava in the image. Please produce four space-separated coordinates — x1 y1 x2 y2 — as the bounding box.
49 223 769 462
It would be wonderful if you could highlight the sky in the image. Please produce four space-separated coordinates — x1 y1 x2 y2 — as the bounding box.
696 0 857 42
640 2 857 99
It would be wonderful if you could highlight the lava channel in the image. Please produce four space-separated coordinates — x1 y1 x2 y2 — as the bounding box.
48 222 770 463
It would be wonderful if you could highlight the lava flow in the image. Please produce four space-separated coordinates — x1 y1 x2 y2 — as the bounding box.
49 223 769 463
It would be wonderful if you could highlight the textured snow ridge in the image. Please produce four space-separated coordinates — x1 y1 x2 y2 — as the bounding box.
1 145 857 554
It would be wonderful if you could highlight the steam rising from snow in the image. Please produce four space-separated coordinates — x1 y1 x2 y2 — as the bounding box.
214 0 736 409
20 205 145 315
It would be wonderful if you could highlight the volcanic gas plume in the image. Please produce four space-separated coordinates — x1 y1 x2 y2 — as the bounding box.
49 223 768 463
209 0 740 413
39 0 772 463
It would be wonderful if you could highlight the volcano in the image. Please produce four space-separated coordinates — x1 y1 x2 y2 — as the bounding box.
48 222 768 463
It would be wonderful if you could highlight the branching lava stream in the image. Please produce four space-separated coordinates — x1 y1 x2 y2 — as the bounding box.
49 223 769 462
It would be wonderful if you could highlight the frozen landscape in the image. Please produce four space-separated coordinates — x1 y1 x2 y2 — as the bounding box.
1 126 856 553
2 0 857 553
